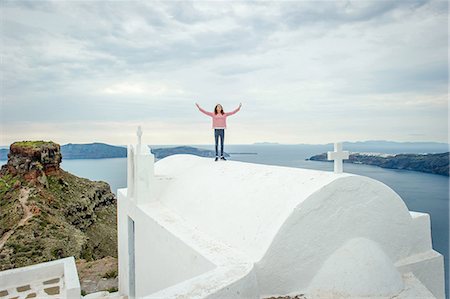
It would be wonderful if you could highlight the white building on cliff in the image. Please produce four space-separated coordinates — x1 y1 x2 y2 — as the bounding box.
116 133 445 299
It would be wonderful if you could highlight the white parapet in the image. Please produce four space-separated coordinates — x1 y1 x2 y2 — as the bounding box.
135 144 155 204
127 144 155 205
126 126 155 205
0 256 81 299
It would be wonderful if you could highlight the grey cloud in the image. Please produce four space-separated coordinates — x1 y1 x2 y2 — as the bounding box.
279 0 430 29
2 0 54 11
368 63 448 94
2 3 266 71
163 2 215 24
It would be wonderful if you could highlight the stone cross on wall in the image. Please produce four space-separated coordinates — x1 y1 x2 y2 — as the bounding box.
127 126 155 204
327 142 349 174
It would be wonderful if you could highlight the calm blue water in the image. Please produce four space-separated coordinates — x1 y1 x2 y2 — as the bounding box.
1 144 448 296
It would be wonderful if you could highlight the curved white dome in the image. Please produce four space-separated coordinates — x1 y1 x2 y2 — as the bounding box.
154 155 412 264
307 237 404 297
154 154 345 261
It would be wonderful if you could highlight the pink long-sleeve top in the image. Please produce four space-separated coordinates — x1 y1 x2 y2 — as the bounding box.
197 105 241 129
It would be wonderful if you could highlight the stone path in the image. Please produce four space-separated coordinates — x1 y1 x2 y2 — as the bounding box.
264 295 307 299
76 256 118 295
0 188 32 250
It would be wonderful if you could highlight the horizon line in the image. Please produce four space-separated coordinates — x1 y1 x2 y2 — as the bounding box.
1 139 449 148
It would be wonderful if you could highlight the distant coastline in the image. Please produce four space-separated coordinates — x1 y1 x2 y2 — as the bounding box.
0 143 229 160
307 152 449 176
1 140 448 161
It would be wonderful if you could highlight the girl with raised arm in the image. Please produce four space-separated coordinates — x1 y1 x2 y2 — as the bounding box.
195 102 242 161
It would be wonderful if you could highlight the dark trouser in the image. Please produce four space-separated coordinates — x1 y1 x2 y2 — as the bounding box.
214 129 225 157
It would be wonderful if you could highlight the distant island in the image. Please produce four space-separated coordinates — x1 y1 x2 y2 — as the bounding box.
251 140 449 153
307 152 449 176
319 141 449 154
253 142 280 145
61 143 127 159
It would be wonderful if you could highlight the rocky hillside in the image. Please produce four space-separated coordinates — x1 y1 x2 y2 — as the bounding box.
308 152 449 176
0 141 117 271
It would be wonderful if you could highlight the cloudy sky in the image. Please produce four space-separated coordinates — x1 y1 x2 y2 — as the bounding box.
1 0 448 145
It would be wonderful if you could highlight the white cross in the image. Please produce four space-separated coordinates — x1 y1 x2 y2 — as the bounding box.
327 142 349 174
136 126 142 146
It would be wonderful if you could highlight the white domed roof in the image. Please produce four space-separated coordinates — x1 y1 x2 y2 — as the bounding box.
307 237 404 297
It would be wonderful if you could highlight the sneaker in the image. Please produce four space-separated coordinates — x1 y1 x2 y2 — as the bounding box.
220 156 227 161
215 156 219 161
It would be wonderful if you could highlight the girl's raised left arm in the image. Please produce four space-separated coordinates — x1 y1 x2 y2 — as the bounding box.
225 103 242 116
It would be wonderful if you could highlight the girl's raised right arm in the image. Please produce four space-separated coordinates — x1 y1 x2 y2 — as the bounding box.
196 103 213 116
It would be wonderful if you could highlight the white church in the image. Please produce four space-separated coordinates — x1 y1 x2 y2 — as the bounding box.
0 128 446 299
117 129 445 299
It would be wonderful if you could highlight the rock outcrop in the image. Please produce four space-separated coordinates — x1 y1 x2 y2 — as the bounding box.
1 141 62 181
0 141 117 271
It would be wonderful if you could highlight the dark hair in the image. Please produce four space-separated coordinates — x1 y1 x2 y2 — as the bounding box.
214 104 224 115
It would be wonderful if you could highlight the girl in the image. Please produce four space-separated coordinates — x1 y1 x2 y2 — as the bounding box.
195 102 242 161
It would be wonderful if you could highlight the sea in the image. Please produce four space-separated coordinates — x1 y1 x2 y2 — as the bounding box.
1 143 449 295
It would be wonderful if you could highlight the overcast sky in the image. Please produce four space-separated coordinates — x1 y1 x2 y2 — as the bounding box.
1 0 448 145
